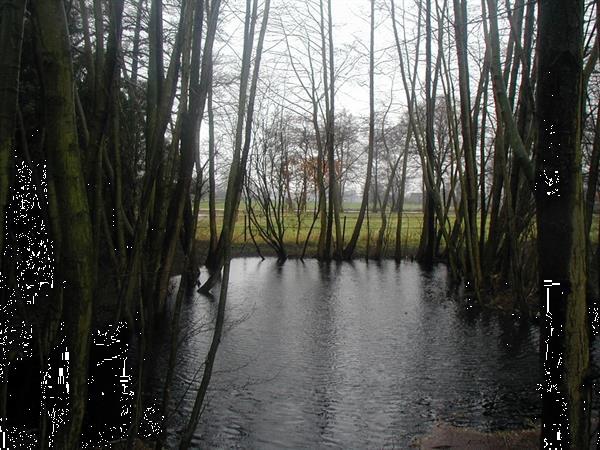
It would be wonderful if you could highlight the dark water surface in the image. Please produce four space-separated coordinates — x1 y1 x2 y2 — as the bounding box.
150 258 541 448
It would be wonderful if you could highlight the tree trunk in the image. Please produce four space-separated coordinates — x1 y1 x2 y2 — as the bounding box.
0 0 26 420
343 0 375 260
33 1 96 447
484 0 534 188
207 63 218 258
535 0 590 446
416 0 436 267
0 0 26 268
117 0 186 322
156 0 221 313
395 125 411 261
200 0 270 292
376 108 406 260
452 0 482 296
318 0 342 260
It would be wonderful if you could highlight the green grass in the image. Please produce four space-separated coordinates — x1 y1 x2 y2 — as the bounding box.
196 207 426 259
195 202 600 259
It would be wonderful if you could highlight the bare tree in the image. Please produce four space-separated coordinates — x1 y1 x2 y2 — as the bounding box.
244 113 289 261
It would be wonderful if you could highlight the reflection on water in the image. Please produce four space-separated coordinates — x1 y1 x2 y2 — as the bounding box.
149 258 540 448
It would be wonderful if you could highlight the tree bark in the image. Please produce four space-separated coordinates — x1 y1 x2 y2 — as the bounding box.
156 0 221 313
32 1 95 447
452 0 482 296
535 0 591 446
0 0 26 268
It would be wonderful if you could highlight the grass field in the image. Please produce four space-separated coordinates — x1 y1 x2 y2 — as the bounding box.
194 201 600 260
196 202 429 259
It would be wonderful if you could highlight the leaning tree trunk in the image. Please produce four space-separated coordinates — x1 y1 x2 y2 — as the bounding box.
203 0 258 273
32 1 96 447
535 0 591 447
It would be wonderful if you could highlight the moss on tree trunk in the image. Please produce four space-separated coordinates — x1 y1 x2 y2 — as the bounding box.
32 0 95 447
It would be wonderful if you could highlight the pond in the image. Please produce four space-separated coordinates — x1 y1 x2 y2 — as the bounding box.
148 257 541 448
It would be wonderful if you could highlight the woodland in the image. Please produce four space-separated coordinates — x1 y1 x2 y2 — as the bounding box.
0 0 598 447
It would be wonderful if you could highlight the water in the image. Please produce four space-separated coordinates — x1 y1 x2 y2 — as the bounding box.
150 258 541 448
